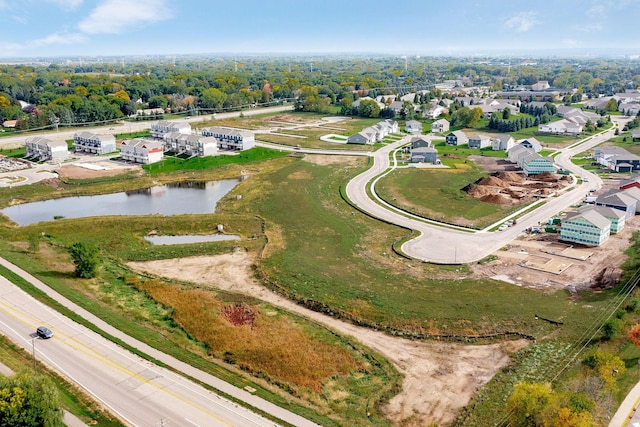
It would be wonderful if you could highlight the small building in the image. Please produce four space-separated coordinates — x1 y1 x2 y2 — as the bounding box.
150 120 191 139
201 126 255 150
73 131 116 155
445 130 468 146
621 186 640 213
163 132 218 157
406 120 422 133
410 136 431 149
595 190 637 219
560 209 611 246
120 138 163 164
25 136 68 161
579 205 626 234
431 118 450 134
347 131 375 144
492 134 515 151
507 144 533 163
521 153 555 176
410 147 438 163
468 134 491 149
518 138 542 152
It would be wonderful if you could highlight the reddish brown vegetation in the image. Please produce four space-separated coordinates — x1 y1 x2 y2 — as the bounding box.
131 278 358 392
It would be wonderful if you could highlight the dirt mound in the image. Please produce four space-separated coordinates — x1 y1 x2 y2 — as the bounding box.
466 184 492 198
534 172 558 182
496 171 525 183
477 176 508 187
480 193 511 204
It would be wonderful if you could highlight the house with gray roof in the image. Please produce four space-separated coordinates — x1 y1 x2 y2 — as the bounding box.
468 134 491 149
492 134 515 151
201 126 255 150
579 205 626 233
410 147 438 163
120 138 163 164
518 138 542 152
445 130 468 146
25 136 68 161
163 132 218 157
595 146 640 172
410 136 431 149
595 190 637 219
73 131 116 155
507 144 532 164
560 209 611 246
151 120 191 139
405 120 422 133
431 118 449 134
621 186 640 214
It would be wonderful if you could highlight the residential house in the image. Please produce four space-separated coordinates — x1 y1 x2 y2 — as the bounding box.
468 134 492 149
531 81 550 91
538 119 583 135
633 129 640 141
445 130 468 146
120 138 163 164
431 118 450 134
1 120 17 128
595 146 640 172
163 132 218 157
423 105 446 119
560 209 611 246
389 101 404 114
352 97 385 110
508 144 532 164
595 189 637 219
347 131 375 144
73 131 116 155
492 134 515 151
621 186 640 214
518 138 543 152
405 120 422 133
619 103 640 116
201 126 255 150
584 97 611 111
410 147 438 163
150 120 191 139
579 205 626 233
410 136 431 149
619 174 640 191
25 136 68 161
347 120 398 144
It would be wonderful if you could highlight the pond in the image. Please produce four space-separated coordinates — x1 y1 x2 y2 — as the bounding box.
1 179 240 226
144 234 241 245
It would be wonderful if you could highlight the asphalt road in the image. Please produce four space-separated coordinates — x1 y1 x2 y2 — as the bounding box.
346 117 629 264
0 257 319 427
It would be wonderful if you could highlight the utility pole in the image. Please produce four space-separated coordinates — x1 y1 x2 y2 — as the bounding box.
31 337 37 374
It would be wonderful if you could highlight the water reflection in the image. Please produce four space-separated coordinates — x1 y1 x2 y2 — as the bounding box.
2 179 240 226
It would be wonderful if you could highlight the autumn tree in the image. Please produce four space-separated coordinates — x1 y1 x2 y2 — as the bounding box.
0 373 64 426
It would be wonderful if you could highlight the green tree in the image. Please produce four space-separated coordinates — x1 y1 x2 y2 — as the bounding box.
582 351 625 390
605 98 618 112
68 242 100 279
357 99 381 118
199 88 227 111
0 373 64 427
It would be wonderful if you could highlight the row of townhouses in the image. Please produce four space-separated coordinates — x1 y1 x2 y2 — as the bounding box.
25 136 68 161
347 120 399 144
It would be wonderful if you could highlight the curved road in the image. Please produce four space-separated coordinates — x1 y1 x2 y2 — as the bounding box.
346 118 627 264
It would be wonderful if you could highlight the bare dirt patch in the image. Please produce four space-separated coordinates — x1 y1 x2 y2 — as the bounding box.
267 114 307 123
127 252 527 427
303 154 363 167
56 162 142 180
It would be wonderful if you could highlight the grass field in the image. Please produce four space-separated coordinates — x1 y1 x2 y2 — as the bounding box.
375 166 523 229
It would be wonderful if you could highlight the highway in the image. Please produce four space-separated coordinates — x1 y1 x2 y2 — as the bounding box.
0 257 319 427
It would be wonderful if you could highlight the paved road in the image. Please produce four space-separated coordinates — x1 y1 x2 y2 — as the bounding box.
346 117 628 263
0 257 318 427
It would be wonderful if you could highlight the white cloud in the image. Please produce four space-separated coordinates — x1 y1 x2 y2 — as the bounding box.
0 32 86 56
504 12 538 32
78 0 171 35
46 0 83 11
561 38 580 48
575 23 602 33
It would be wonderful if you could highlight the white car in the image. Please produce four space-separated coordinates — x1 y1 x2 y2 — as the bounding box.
498 224 508 231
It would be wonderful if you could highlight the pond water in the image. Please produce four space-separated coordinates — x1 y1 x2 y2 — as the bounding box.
144 234 241 245
1 179 240 226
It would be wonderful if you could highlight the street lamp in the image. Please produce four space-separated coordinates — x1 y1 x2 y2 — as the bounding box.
31 337 37 374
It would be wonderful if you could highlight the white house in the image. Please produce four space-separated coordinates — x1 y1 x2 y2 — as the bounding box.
163 132 218 157
25 136 68 161
538 119 583 135
492 134 515 151
406 120 422 133
120 138 164 164
73 131 116 155
468 134 492 149
431 118 450 134
201 126 255 150
151 120 191 139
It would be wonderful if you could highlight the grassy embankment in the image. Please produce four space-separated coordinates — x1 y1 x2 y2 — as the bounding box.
0 155 399 427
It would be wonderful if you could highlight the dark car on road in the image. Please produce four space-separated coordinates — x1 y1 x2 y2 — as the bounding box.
36 326 53 339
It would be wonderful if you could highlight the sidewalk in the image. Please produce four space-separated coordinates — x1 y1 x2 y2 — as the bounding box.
0 256 318 427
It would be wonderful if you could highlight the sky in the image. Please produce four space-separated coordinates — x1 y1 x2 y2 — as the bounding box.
0 0 639 58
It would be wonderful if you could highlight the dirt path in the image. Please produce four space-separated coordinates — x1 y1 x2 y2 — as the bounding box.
128 252 527 426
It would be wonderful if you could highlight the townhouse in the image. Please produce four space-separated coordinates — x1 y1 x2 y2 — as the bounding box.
73 131 116 155
163 132 218 157
25 136 68 161
150 120 191 139
120 138 164 164
201 126 255 150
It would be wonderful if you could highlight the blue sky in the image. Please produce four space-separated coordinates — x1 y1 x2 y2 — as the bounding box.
0 0 639 58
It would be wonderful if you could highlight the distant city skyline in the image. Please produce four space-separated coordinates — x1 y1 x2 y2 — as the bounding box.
1 0 639 59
